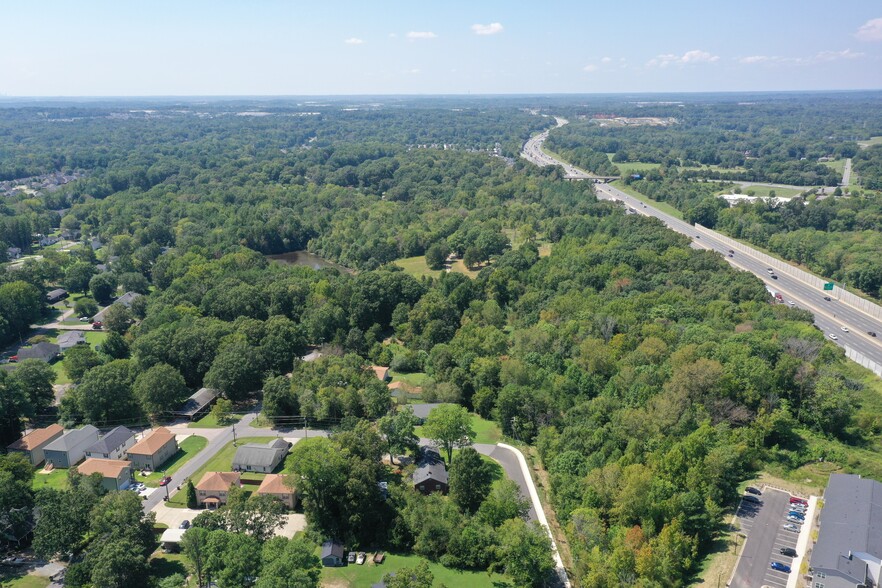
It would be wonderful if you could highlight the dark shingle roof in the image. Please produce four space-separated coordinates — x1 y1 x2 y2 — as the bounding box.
85 426 134 455
413 446 448 486
174 387 220 417
406 403 448 420
232 439 290 469
810 473 882 583
17 342 61 361
44 425 99 452
57 331 85 349
321 541 344 559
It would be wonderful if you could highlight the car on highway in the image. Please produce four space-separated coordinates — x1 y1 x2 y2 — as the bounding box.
771 274 778 279
767 268 774 273
746 486 762 495
770 562 791 573
788 300 795 306
728 253 733 257
869 331 878 337
729 249 735 254
783 523 800 532
159 476 172 486
780 547 798 557
829 333 838 340
824 296 832 301
841 326 849 332
695 235 700 239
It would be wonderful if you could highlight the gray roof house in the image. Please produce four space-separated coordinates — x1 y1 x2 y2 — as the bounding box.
321 541 345 567
17 342 61 362
46 288 68 304
84 426 135 461
413 447 448 495
809 473 882 588
57 331 86 350
93 291 142 323
232 439 291 473
43 425 100 469
173 387 220 421
406 403 449 423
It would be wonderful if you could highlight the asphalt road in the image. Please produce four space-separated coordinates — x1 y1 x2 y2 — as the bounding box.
522 118 882 369
474 443 538 522
842 158 852 187
731 489 799 588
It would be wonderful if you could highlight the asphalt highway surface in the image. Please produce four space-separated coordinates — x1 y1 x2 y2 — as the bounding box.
521 125 882 367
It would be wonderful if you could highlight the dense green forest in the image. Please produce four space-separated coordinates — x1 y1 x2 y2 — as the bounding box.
3 96 882 587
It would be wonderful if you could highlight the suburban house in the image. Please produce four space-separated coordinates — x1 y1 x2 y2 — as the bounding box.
320 541 345 567
84 426 135 461
127 427 178 471
232 438 290 473
6 424 64 465
195 471 242 508
16 342 61 362
6 247 22 260
809 473 882 588
46 288 68 304
413 447 448 495
77 458 133 491
43 425 100 469
406 403 448 424
255 474 297 509
371 365 390 381
93 291 142 323
173 387 220 421
57 331 86 350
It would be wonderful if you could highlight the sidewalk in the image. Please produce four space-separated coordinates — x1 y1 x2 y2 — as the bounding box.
788 495 818 588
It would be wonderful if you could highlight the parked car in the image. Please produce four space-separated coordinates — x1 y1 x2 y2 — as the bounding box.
789 497 808 505
770 561 791 573
347 552 356 564
783 523 800 532
356 552 366 565
373 552 385 564
159 476 172 486
742 495 761 504
179 520 191 529
787 515 804 523
780 547 797 557
92 321 103 330
79 316 90 322
788 511 805 519
9 355 17 363
745 487 762 495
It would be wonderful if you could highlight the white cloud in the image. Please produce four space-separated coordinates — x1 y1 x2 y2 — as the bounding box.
855 17 882 42
601 57 612 63
406 68 421 75
738 49 864 66
344 38 364 45
406 31 437 41
471 22 504 36
646 49 719 68
583 64 599 72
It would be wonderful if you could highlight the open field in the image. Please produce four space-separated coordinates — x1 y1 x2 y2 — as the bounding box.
32 468 69 491
858 136 882 149
610 180 684 219
321 552 511 588
51 361 70 385
389 371 429 387
821 159 846 174
0 571 51 588
393 255 482 280
718 185 804 198
140 435 208 486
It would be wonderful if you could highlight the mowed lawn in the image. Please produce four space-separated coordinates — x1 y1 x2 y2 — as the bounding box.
167 436 278 507
394 256 481 279
321 552 511 588
414 414 502 446
188 412 242 429
32 467 70 491
140 435 208 487
0 571 50 588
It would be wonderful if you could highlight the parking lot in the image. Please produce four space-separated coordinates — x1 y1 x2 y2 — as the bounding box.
731 488 801 588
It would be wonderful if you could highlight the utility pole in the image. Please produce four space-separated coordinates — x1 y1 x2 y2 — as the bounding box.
232 424 237 446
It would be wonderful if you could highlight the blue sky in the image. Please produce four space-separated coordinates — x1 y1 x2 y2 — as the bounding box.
2 0 881 95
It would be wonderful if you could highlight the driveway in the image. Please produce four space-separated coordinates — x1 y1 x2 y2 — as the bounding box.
152 503 201 528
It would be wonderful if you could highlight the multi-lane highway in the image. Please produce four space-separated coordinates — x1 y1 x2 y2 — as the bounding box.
522 124 882 368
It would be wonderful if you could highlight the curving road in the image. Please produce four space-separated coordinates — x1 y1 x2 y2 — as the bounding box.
524 124 882 368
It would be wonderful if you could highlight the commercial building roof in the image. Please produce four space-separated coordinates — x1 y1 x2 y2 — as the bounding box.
196 471 241 493
44 425 99 452
7 424 64 452
128 427 176 456
85 426 134 455
810 473 882 585
77 458 131 478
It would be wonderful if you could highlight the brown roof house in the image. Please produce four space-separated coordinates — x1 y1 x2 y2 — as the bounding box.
127 427 178 471
371 365 390 382
255 474 297 509
195 471 242 509
6 424 64 465
77 458 133 492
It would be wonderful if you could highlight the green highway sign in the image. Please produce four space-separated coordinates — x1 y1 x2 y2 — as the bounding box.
823 282 834 291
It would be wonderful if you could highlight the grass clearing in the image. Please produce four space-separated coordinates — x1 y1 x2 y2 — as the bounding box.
610 180 684 219
389 371 429 387
821 159 846 174
471 414 503 445
32 467 69 491
188 412 241 429
858 136 882 149
604 155 661 176
84 331 108 346
393 256 481 280
723 185 804 198
148 550 190 585
321 551 511 588
51 361 70 385
689 527 743 588
0 571 51 588
140 435 208 487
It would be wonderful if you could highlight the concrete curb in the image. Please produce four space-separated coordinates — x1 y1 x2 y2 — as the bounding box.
497 443 571 588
